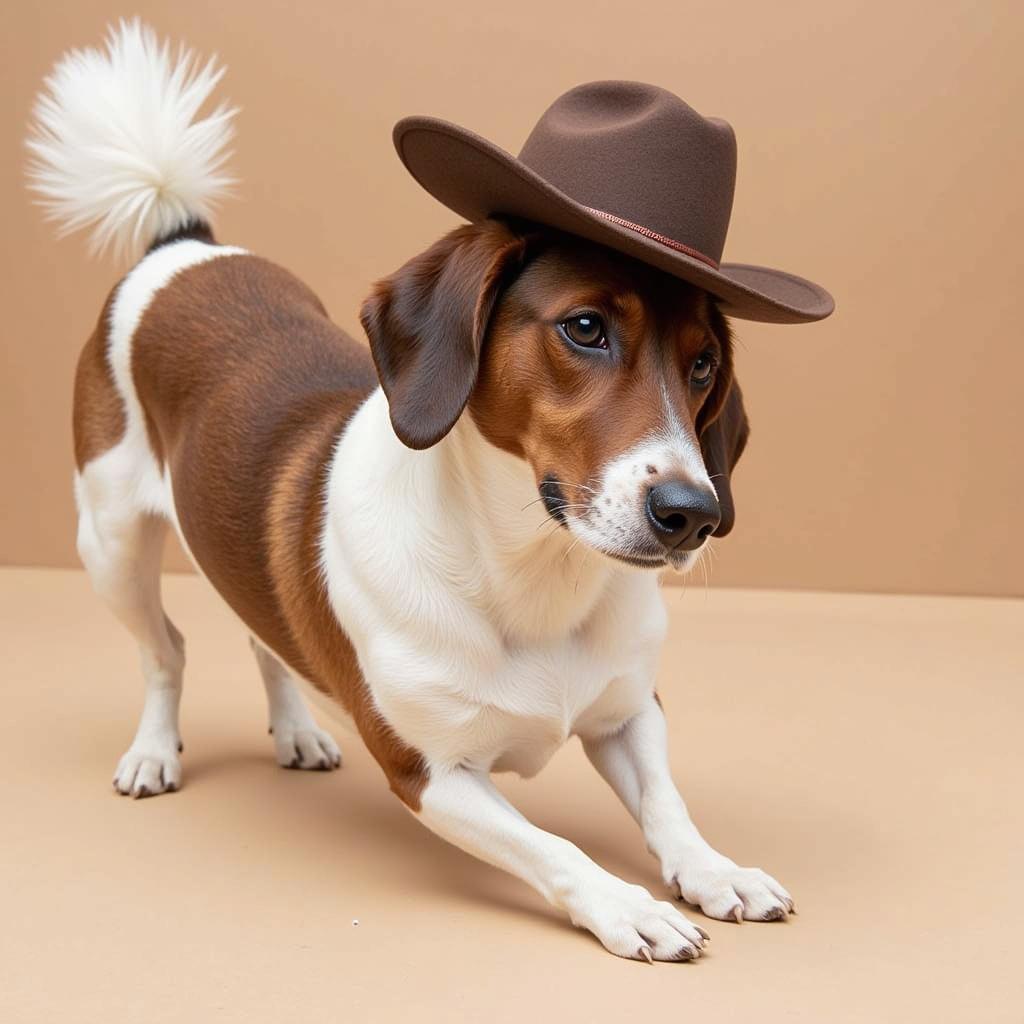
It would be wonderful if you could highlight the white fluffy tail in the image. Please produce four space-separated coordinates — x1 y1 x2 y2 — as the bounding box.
26 19 237 261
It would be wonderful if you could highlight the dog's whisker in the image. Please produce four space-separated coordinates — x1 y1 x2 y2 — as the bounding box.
521 495 593 512
529 507 591 521
541 478 599 496
561 535 583 563
573 545 593 594
532 505 592 532
536 516 573 538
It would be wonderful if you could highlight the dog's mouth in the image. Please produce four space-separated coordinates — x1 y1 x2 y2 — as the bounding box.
601 546 698 572
603 549 668 570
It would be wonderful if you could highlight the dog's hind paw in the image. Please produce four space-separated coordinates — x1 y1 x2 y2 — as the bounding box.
113 742 182 797
271 724 342 771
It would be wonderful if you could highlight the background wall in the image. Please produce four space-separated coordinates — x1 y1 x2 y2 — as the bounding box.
2 0 1021 596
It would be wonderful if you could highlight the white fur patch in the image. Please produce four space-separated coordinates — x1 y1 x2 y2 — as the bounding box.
27 19 236 261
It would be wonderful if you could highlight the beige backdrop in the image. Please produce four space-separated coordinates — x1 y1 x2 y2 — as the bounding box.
2 0 1022 596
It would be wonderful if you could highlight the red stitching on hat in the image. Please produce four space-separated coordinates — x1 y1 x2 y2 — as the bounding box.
584 207 720 270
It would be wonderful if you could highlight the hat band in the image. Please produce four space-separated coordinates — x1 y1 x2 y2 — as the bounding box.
585 207 720 270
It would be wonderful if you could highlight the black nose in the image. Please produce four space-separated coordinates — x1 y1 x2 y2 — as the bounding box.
645 482 721 551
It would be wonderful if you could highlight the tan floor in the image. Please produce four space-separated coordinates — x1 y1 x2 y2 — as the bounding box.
2 567 1022 1022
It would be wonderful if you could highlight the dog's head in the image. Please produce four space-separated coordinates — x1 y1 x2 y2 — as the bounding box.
361 219 750 571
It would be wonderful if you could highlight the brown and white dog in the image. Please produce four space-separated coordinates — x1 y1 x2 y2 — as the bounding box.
29 22 794 962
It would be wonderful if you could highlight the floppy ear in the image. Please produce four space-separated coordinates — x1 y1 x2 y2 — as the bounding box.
360 219 530 450
700 378 750 537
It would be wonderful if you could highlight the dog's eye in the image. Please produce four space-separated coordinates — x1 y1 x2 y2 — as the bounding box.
560 313 607 350
690 352 715 387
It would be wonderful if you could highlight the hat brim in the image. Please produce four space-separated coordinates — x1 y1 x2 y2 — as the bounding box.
394 116 834 324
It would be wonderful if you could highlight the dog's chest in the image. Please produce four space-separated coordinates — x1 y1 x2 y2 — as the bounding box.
474 638 641 775
367 610 662 778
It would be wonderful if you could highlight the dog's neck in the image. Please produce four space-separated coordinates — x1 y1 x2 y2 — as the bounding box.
437 412 621 641
332 390 640 643
341 390 623 643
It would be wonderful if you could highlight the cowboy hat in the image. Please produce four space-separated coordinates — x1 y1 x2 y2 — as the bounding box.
392 80 834 324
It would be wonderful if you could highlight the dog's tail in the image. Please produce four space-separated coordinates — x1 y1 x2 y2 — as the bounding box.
26 19 237 261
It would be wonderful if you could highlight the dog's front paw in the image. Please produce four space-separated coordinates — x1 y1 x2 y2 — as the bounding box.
667 850 793 922
564 872 709 962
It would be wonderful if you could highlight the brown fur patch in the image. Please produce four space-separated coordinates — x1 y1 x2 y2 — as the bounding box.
72 293 125 468
127 252 428 808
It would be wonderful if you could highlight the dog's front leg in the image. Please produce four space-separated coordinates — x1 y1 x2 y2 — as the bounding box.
582 696 794 922
416 765 708 961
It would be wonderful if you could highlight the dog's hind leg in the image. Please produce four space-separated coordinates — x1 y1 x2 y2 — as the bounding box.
76 452 185 798
250 639 342 771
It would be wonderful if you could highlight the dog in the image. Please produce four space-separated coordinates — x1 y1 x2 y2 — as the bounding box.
28 21 833 962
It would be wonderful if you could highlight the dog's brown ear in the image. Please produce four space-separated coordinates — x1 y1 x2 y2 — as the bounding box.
360 219 530 450
700 379 750 537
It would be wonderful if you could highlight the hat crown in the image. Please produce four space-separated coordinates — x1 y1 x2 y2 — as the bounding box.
517 81 737 264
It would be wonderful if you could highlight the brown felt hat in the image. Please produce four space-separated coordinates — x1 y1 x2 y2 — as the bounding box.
394 80 834 324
